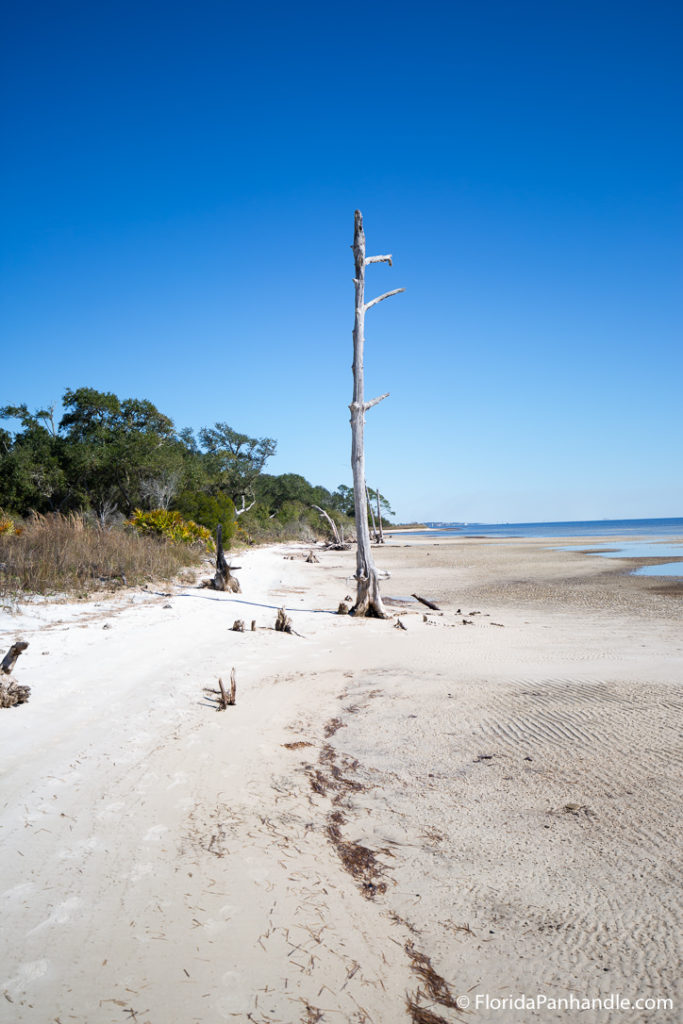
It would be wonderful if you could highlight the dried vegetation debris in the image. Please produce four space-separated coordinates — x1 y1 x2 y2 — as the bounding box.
306 717 389 900
405 941 468 1023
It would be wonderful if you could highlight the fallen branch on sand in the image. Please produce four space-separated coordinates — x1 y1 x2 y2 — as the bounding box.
412 593 441 611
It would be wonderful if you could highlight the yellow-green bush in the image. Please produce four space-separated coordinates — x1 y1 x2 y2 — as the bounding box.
129 509 214 550
0 511 20 536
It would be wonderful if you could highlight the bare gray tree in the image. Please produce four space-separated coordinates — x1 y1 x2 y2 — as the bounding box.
350 210 404 616
140 470 181 510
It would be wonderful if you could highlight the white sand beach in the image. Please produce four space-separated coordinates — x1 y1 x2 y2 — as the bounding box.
1 537 681 1023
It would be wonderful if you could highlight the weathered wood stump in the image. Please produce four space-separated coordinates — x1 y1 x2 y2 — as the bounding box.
213 524 241 593
217 668 237 709
275 606 293 633
1 641 30 708
1 641 28 675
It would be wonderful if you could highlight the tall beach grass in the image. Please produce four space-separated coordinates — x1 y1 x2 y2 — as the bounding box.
0 512 202 601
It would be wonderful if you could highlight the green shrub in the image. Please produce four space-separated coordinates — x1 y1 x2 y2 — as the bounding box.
172 491 236 545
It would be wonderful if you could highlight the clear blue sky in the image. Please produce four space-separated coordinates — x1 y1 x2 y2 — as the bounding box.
2 0 681 522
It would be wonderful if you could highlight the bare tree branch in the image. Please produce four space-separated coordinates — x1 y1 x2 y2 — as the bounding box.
235 495 256 516
364 393 390 412
364 287 405 312
365 254 393 266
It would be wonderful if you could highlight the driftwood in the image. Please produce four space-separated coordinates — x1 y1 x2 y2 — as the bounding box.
337 600 352 615
412 593 441 611
305 550 320 563
1 641 28 675
231 619 245 632
275 606 293 633
1 641 30 708
349 211 403 616
217 668 237 709
394 618 407 630
213 524 241 592
0 681 31 708
251 619 256 631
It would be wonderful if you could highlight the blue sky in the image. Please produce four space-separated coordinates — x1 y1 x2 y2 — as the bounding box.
2 0 681 522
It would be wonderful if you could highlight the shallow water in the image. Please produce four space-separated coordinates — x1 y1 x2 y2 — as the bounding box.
554 540 683 577
632 562 683 578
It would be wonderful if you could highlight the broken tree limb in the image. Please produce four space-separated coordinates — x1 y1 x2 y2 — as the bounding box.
235 495 256 516
1 641 28 675
364 287 405 312
412 593 441 611
365 254 393 266
363 393 390 412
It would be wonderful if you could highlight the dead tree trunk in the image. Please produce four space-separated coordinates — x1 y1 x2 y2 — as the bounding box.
376 487 384 544
312 505 349 549
366 484 379 543
213 524 241 592
350 210 404 616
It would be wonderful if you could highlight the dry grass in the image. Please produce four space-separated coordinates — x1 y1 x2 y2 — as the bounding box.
0 513 202 599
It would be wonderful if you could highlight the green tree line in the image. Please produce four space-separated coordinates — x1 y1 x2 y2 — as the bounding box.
0 388 393 541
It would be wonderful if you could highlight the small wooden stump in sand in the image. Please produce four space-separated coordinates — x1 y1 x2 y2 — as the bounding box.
275 606 293 633
231 620 245 632
217 668 237 709
1 641 28 675
1 641 30 708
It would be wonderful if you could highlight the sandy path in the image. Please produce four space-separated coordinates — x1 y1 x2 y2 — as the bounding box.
1 538 681 1023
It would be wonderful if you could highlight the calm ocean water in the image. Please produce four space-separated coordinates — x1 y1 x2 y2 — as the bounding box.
390 518 683 579
417 517 683 540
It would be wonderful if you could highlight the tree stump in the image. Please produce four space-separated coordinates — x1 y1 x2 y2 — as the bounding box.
213 524 241 592
1 641 30 708
1 641 28 675
275 607 293 633
217 667 237 708
231 620 245 632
